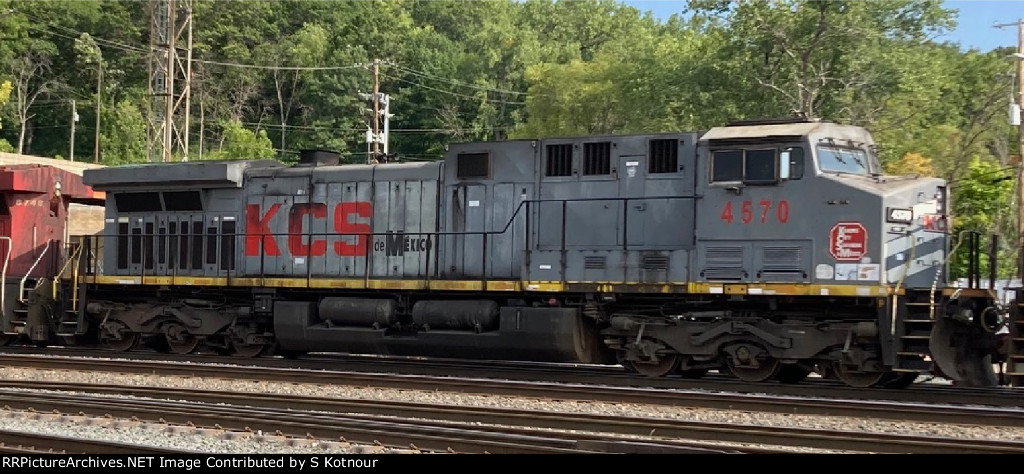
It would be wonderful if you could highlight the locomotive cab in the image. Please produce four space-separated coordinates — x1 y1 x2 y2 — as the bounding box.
696 117 950 291
684 117 1001 387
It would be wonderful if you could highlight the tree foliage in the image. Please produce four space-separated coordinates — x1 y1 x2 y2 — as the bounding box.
0 80 11 152
98 98 148 165
948 158 1017 279
884 152 934 176
206 120 276 160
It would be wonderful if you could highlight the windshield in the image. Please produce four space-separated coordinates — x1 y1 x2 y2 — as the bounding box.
816 145 871 175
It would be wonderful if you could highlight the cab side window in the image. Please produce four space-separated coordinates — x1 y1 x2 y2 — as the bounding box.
744 149 776 183
784 147 804 180
711 147 803 184
711 150 743 181
711 148 777 184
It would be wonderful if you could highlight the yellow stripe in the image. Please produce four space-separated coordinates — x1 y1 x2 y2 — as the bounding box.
79 275 896 296
522 282 566 292
81 275 522 292
688 282 892 296
522 281 893 296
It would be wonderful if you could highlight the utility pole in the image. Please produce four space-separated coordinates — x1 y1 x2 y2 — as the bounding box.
997 19 1024 278
69 100 77 161
370 58 380 164
361 59 392 164
94 60 102 163
382 92 390 158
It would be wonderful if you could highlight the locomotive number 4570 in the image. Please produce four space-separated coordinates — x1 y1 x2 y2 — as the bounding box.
720 200 790 224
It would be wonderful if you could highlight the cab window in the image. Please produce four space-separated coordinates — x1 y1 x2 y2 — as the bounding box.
782 147 804 180
817 145 870 175
711 148 780 184
711 150 743 181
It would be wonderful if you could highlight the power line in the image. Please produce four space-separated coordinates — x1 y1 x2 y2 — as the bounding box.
195 59 369 71
390 76 527 105
239 121 503 134
17 12 150 55
15 11 541 105
390 63 529 96
15 9 373 73
16 12 537 99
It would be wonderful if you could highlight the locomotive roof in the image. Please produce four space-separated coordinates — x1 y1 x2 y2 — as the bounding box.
83 159 283 190
700 120 874 144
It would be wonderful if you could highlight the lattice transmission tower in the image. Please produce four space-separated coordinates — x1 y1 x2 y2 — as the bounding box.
147 0 192 162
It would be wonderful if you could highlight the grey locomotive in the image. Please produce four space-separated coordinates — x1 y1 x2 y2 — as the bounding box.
73 117 1007 388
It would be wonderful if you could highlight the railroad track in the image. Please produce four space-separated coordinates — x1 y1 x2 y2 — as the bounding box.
0 429 196 454
1 354 1023 428
1 382 1021 453
2 346 1020 409
0 385 739 454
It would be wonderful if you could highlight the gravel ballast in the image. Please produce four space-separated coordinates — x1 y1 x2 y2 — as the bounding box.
1 366 1022 454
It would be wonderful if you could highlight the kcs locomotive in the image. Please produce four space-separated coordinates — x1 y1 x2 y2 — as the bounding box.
0 117 1015 388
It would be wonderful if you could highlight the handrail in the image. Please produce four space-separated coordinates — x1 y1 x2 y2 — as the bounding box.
0 236 11 320
53 243 83 304
19 240 51 304
88 194 700 280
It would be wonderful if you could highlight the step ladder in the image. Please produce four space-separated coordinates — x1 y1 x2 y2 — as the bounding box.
893 293 936 372
1006 289 1024 386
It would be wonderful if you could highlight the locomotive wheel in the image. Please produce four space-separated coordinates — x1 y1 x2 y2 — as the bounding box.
101 322 138 352
232 341 268 358
832 361 887 388
775 363 812 384
878 372 919 389
929 318 1000 387
726 357 780 382
631 354 680 377
616 352 639 373
164 323 200 355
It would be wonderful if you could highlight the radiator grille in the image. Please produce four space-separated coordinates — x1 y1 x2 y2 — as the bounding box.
762 246 801 270
759 246 805 280
703 246 744 281
641 254 669 270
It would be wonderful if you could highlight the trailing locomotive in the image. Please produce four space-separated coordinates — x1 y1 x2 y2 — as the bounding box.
0 118 1014 388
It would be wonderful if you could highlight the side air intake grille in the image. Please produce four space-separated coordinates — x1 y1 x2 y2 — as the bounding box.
762 246 801 270
758 246 806 281
584 256 606 270
702 246 745 281
641 254 669 270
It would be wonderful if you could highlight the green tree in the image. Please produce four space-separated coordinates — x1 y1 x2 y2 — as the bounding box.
191 0 279 157
513 58 625 137
254 23 329 160
884 152 934 176
206 120 276 160
687 0 957 122
98 98 147 165
948 157 1017 280
0 80 12 152
74 32 106 163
